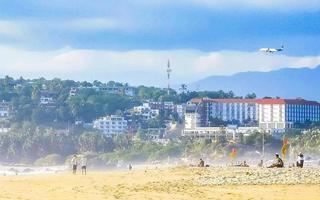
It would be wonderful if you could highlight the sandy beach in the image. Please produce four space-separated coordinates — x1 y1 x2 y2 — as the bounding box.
0 166 320 200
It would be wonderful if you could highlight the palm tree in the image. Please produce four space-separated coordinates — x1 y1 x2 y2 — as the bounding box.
179 84 188 94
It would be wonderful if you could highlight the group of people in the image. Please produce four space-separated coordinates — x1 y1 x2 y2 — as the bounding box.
267 152 304 168
70 152 304 174
71 155 87 175
196 152 305 169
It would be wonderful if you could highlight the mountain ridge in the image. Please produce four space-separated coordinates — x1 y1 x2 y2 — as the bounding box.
189 66 320 100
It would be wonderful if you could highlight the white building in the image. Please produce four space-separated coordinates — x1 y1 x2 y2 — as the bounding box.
98 86 135 96
148 101 176 113
176 104 186 119
133 103 160 120
184 112 201 129
189 98 259 126
189 98 320 133
0 101 11 118
182 125 252 142
69 87 77 96
40 91 56 105
164 101 175 111
205 99 258 125
183 111 258 141
93 115 128 137
258 99 320 131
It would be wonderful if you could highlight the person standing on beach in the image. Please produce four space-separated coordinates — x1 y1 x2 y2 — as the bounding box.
258 160 263 167
198 158 205 167
71 155 78 174
296 152 304 168
81 157 87 175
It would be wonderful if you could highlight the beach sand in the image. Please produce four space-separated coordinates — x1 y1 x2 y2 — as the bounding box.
0 166 320 200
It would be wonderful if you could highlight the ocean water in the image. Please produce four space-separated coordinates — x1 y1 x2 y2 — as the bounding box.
0 165 68 176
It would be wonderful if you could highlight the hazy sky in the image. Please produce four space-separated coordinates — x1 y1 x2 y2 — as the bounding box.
0 0 320 86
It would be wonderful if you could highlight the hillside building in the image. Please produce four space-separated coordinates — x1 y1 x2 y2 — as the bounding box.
188 98 320 132
133 103 160 120
258 98 320 130
190 98 259 127
93 115 127 137
40 90 57 105
0 100 11 118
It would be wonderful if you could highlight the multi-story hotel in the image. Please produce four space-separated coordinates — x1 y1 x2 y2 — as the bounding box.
93 115 128 137
258 98 320 130
188 98 320 131
190 98 259 126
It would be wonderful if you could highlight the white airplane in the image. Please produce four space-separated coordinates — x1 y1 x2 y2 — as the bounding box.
259 45 284 53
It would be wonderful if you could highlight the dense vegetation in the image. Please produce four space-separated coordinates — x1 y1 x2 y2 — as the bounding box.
290 130 320 155
0 121 283 165
2 76 318 166
0 76 247 125
1 119 319 166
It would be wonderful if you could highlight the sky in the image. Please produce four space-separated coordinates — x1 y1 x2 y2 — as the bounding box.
0 0 320 86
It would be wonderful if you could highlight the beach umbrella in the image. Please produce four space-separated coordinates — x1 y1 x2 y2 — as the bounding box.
229 148 237 159
281 138 289 159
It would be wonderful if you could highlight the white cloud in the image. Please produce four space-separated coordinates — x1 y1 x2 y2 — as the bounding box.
0 45 319 86
59 17 135 32
194 51 320 75
0 20 24 39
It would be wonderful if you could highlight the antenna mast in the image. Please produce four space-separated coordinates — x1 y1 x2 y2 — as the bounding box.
166 60 172 95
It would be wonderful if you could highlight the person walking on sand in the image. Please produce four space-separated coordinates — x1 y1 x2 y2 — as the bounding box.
81 157 87 175
71 155 78 174
267 153 284 168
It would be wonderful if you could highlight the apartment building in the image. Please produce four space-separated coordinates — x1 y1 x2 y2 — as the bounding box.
189 98 320 131
258 98 320 130
133 103 160 120
93 115 128 137
190 98 259 126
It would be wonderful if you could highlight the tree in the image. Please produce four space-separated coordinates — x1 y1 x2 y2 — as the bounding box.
245 93 256 99
136 129 147 140
77 132 115 153
179 84 188 94
93 80 103 87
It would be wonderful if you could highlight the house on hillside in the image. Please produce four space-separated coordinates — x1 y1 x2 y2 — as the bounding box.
40 90 57 106
98 86 135 96
69 87 77 97
133 103 160 120
0 100 11 118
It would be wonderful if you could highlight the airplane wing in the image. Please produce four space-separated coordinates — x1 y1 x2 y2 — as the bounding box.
269 49 278 52
259 48 269 52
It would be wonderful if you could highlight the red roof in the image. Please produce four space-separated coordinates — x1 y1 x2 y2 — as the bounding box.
190 98 258 104
256 99 286 104
190 98 320 106
190 98 204 104
257 99 320 105
211 99 258 103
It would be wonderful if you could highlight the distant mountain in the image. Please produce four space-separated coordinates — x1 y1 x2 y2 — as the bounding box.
189 66 320 100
